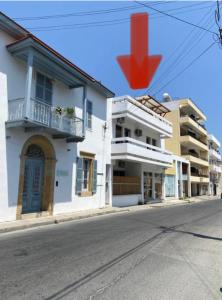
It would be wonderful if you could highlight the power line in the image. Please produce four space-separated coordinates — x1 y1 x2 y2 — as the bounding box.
13 1 170 21
25 2 214 32
153 41 216 96
147 6 215 94
135 0 217 35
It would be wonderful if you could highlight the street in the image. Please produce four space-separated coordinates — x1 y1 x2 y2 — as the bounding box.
1 199 222 300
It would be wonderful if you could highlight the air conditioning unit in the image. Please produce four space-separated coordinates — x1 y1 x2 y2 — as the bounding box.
135 129 142 137
118 161 125 168
117 117 125 124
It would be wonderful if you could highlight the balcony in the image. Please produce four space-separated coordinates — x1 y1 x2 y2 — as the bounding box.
190 175 209 183
180 134 208 151
111 137 172 167
190 168 209 183
182 153 209 167
112 96 172 138
209 148 221 160
7 98 84 142
210 164 222 173
180 115 207 135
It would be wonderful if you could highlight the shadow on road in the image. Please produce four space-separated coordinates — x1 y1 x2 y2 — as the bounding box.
159 226 222 242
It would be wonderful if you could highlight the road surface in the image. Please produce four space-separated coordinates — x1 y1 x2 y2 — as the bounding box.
1 199 222 300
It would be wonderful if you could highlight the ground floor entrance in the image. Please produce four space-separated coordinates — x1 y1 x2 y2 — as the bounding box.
16 135 56 219
22 147 45 213
143 172 163 202
191 183 208 196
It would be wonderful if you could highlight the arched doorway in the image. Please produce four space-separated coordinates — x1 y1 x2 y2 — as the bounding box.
22 144 45 213
17 135 56 219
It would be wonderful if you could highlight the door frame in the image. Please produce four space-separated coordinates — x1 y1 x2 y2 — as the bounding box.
16 135 56 219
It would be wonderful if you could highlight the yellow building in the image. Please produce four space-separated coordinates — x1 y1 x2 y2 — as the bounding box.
164 98 209 197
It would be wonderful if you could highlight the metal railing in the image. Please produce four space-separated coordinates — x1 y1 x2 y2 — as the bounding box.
181 131 208 146
191 173 208 178
8 98 83 138
180 114 206 130
182 152 208 162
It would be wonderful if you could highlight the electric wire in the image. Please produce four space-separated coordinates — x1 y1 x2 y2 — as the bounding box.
147 5 216 94
153 41 216 96
13 1 170 21
23 2 213 32
135 0 217 35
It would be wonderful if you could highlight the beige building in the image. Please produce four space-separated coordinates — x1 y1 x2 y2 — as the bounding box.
163 97 209 197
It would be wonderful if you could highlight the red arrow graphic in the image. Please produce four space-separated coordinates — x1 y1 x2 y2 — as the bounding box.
117 13 162 90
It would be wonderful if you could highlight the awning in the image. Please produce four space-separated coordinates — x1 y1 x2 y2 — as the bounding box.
136 95 171 117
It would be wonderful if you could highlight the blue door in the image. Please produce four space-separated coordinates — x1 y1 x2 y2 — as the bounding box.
22 145 45 214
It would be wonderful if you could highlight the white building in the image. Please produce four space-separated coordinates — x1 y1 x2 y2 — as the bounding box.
0 12 114 222
110 95 173 207
208 134 222 196
165 155 191 200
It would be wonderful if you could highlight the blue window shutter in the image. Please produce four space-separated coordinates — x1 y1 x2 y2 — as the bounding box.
76 157 83 194
92 160 97 194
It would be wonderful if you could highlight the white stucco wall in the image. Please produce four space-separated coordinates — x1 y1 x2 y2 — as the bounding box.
112 195 141 207
0 27 112 222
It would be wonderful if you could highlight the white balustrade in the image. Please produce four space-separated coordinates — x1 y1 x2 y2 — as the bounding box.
112 137 172 166
8 98 83 138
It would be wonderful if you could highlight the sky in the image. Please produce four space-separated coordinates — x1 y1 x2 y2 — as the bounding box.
1 1 222 144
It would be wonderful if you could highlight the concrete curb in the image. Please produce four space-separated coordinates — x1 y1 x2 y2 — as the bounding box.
0 197 219 234
0 209 130 234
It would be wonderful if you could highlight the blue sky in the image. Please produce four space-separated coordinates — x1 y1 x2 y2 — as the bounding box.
1 1 222 143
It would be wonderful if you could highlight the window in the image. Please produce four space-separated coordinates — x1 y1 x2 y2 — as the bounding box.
124 128 131 137
152 139 157 147
113 170 125 176
165 175 175 197
86 100 92 129
82 158 91 191
36 72 52 104
115 125 122 138
146 137 151 144
76 153 97 196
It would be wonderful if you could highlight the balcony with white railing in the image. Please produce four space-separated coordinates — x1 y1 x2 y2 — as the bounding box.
210 164 222 174
111 137 172 167
112 96 172 138
209 148 221 160
7 98 84 141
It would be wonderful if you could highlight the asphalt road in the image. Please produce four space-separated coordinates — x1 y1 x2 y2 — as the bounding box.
1 199 222 300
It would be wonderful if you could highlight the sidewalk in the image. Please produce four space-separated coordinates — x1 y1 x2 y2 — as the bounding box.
0 196 219 234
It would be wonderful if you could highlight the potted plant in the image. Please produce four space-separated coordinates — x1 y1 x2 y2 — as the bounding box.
54 106 63 116
65 107 75 118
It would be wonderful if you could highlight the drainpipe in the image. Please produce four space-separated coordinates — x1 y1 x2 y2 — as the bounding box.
82 85 87 138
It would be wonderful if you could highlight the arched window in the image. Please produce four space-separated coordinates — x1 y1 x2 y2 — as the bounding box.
26 144 45 159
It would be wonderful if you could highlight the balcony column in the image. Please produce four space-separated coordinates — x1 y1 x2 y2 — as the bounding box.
175 160 179 199
152 172 156 200
140 166 144 203
82 86 87 137
161 173 166 202
187 163 191 198
24 50 33 119
179 162 183 198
